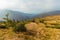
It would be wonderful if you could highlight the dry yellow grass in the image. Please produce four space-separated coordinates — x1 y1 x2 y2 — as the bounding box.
0 15 60 40
0 24 60 40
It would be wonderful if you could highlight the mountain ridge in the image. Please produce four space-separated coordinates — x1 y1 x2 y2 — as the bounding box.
0 9 36 21
34 10 60 18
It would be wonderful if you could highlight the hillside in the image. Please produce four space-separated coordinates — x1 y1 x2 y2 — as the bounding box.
0 14 60 40
34 10 60 18
0 9 35 21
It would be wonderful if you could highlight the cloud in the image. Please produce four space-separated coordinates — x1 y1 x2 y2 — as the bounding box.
0 0 60 13
0 0 16 9
44 0 54 10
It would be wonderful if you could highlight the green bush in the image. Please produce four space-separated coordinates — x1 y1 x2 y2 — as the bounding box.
0 25 7 29
14 24 27 32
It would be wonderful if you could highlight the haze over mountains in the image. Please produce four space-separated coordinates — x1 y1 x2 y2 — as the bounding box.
0 9 60 21
0 9 36 21
34 10 60 18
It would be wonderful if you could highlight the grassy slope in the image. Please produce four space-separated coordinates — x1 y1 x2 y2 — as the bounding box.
0 15 60 40
0 27 60 40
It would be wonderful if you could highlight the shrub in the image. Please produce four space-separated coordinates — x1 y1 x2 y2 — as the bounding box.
0 25 7 29
14 23 27 32
0 23 7 29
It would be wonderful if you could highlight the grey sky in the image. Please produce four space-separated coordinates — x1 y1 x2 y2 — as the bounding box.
0 0 60 14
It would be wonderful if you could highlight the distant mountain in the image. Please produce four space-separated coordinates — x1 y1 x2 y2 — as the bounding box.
0 9 35 21
1 10 60 21
34 10 60 18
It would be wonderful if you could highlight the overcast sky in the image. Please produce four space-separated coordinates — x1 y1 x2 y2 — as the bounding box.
0 0 60 14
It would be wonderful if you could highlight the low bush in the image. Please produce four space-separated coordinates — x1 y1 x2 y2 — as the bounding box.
13 24 27 32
